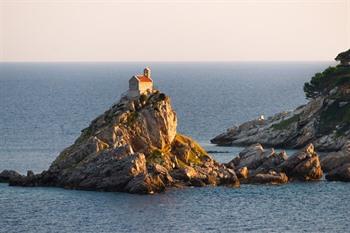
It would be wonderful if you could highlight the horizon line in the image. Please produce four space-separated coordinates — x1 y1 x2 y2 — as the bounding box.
0 60 336 63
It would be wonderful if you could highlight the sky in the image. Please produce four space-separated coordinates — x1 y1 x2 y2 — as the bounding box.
0 0 349 62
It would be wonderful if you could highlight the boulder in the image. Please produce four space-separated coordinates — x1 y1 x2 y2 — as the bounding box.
170 166 198 182
254 151 288 174
228 143 273 170
217 166 240 187
280 144 323 181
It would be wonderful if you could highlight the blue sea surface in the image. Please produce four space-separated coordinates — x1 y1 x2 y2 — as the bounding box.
1 62 349 233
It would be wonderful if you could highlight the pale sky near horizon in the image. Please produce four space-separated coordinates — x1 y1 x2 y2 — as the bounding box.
0 0 349 62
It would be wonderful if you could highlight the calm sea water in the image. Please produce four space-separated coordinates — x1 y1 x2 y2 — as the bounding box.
1 62 349 233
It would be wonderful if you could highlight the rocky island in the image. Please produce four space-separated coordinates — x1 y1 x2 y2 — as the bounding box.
0 68 241 194
1 60 350 195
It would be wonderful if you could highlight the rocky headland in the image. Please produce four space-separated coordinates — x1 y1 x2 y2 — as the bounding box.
211 51 350 152
211 49 350 183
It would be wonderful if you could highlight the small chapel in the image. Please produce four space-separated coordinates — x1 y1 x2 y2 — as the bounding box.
128 67 153 99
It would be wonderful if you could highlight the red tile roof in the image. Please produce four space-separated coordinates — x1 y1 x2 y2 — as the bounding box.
136 75 152 83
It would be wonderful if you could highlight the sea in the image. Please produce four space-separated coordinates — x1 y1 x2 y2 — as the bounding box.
1 62 350 233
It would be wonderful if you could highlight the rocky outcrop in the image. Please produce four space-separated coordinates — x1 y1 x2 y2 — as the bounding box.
0 170 22 183
279 144 323 181
211 63 350 152
226 143 287 175
226 143 322 184
5 91 239 194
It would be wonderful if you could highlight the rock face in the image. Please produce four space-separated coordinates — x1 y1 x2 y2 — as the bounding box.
322 141 350 182
211 64 350 152
326 164 350 182
6 91 239 194
321 142 350 172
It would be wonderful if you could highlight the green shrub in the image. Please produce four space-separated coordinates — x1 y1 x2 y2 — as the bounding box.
272 114 299 130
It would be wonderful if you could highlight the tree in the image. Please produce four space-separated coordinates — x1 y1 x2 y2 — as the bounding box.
303 67 338 99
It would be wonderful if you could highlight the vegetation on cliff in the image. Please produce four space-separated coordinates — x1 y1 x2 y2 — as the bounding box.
302 59 350 136
303 65 350 99
271 114 300 130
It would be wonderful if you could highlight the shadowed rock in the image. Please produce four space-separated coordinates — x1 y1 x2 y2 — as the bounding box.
325 163 350 182
322 141 350 182
0 170 22 183
321 141 350 173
